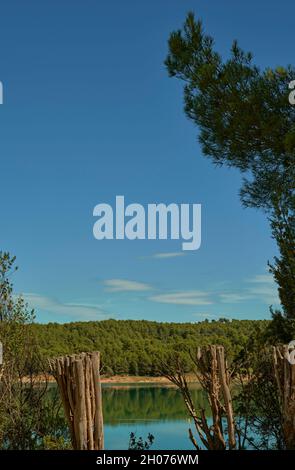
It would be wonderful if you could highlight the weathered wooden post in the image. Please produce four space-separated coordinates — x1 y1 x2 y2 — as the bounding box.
273 344 295 450
195 345 236 450
49 351 104 450
0 341 3 381
164 345 236 450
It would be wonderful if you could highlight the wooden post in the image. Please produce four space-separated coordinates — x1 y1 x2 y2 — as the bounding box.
216 346 236 449
0 341 3 365
163 345 236 450
195 345 236 449
0 341 3 381
49 351 104 450
273 345 295 450
90 352 104 450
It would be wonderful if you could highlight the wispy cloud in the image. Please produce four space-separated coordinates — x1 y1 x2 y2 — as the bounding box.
103 279 152 292
23 293 109 322
151 252 185 259
247 274 279 305
219 273 279 306
149 291 212 306
139 252 185 260
219 293 251 304
249 274 274 284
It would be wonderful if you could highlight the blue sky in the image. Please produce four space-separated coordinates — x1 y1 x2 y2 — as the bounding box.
0 0 292 323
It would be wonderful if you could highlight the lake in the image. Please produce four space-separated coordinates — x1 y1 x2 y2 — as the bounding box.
102 383 208 450
48 382 260 450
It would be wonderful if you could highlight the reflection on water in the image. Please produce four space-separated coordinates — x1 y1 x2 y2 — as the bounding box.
49 382 257 450
103 383 209 423
48 383 226 449
102 383 209 450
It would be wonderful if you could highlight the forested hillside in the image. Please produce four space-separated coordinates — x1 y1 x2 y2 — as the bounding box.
32 319 268 376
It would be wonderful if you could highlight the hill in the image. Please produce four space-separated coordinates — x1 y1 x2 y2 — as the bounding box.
32 318 268 376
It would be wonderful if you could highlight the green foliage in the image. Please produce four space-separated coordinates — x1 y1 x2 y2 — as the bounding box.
268 197 295 322
165 12 294 209
0 253 65 450
42 436 71 450
128 432 154 451
31 318 269 376
234 346 284 450
264 309 295 343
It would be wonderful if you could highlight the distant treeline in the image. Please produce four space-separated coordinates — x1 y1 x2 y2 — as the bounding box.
31 319 269 376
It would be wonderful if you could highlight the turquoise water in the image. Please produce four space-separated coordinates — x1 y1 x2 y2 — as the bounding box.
102 383 208 450
105 421 195 450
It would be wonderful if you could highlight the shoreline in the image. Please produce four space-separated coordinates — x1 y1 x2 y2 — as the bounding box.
100 374 197 385
26 374 198 385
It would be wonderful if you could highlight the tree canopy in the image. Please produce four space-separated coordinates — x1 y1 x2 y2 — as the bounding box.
31 318 268 376
165 12 294 209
